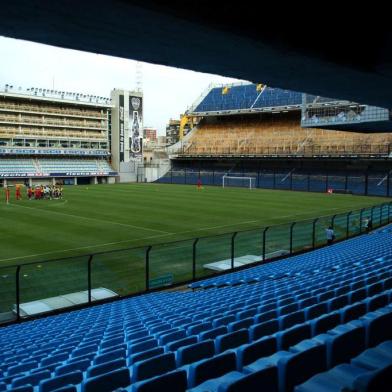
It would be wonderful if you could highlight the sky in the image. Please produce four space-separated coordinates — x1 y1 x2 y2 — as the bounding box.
0 36 242 135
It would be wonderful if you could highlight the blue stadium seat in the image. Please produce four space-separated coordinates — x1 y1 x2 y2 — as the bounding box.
353 363 392 391
128 347 164 366
235 336 277 370
227 318 253 333
187 351 237 388
176 340 215 367
362 309 392 347
215 329 249 354
187 322 212 336
304 303 328 320
7 361 38 376
254 309 278 323
199 326 227 341
279 303 299 316
81 367 130 392
328 295 349 311
165 336 198 352
55 358 91 376
309 313 340 335
276 324 311 350
340 303 367 323
11 370 51 388
280 345 327 391
351 346 392 370
86 358 126 378
8 386 34 392
131 352 176 383
93 347 126 364
364 292 389 312
279 310 305 330
217 366 279 392
249 319 279 341
39 371 83 392
314 324 366 368
130 369 187 392
129 340 158 355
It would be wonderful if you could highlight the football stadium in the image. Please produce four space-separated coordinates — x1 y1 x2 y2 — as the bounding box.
1 3 392 391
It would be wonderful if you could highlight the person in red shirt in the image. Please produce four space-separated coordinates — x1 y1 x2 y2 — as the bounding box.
15 185 21 200
27 186 33 200
197 178 202 190
35 186 41 200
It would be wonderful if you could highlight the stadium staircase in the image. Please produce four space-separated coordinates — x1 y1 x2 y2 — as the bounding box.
1 228 392 391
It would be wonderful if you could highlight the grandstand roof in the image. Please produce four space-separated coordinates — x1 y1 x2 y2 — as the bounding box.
0 89 112 108
1 1 392 111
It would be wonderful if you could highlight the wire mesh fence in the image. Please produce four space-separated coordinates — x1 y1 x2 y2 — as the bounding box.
0 201 391 324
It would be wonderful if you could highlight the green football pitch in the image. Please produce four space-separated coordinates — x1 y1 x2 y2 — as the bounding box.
0 183 389 265
0 183 389 315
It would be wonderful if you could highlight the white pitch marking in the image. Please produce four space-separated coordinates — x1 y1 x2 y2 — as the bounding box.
0 233 175 262
7 203 171 234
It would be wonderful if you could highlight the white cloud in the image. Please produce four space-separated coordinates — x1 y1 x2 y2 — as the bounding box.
0 36 243 134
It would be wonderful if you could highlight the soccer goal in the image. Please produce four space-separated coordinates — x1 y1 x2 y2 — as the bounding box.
222 176 256 189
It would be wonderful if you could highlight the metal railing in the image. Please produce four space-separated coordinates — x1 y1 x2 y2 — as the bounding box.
173 144 392 157
0 202 391 325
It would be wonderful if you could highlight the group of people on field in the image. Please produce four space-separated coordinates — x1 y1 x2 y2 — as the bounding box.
28 185 64 200
5 184 63 202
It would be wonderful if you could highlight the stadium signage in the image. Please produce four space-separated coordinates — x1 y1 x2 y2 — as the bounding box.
129 96 143 158
119 94 125 162
0 171 118 178
149 273 174 289
0 173 44 178
0 148 109 156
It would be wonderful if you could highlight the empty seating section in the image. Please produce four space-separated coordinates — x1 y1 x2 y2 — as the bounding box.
0 159 114 176
1 226 392 391
193 84 302 113
38 159 113 174
0 159 36 175
0 97 107 146
0 99 105 118
181 114 392 156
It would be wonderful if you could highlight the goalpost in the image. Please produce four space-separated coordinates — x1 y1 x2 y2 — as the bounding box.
222 176 256 189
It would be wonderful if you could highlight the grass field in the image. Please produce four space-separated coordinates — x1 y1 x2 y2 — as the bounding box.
0 183 390 317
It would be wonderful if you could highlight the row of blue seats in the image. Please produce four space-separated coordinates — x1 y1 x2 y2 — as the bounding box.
296 340 392 391
101 305 392 392
1 282 391 391
193 85 303 113
1 226 392 391
1 254 390 361
1 257 389 366
190 229 392 288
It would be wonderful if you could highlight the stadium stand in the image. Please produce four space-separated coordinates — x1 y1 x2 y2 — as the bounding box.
0 159 114 177
0 88 116 186
178 113 392 157
1 225 392 391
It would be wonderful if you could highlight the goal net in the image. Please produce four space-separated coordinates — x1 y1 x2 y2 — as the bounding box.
222 176 256 189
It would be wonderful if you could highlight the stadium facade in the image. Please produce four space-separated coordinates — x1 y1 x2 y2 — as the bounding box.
0 86 143 186
159 83 392 197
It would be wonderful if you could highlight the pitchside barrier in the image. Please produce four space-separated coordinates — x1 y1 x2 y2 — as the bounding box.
156 169 392 197
0 202 391 325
